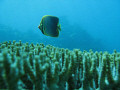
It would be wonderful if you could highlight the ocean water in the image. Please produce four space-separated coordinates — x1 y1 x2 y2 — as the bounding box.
0 0 120 53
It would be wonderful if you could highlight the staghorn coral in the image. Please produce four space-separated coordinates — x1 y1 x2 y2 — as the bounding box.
0 40 120 90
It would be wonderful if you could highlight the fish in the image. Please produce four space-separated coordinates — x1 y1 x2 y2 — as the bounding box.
38 15 61 37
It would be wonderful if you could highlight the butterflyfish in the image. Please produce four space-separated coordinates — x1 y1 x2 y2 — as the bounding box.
38 15 61 37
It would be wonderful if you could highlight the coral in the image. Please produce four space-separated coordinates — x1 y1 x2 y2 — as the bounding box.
0 40 120 90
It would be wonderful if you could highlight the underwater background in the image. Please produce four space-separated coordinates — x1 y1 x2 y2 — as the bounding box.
0 0 120 53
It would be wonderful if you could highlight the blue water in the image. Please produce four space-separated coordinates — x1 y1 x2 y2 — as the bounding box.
0 0 120 53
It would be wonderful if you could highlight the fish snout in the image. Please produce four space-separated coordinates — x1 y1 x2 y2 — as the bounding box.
38 25 40 29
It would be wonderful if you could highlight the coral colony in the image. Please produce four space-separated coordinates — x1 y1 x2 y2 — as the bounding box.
0 40 120 90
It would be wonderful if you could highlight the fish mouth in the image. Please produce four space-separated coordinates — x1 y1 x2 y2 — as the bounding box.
38 25 40 29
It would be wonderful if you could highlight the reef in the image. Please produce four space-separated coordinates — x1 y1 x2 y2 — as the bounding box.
0 23 104 52
0 40 120 90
